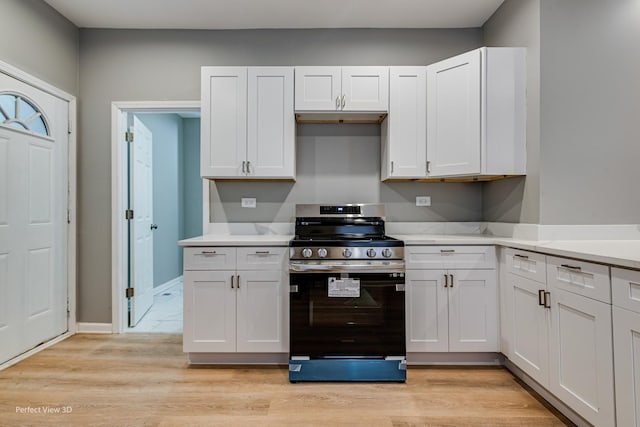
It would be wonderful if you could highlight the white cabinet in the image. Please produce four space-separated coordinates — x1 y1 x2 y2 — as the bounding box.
612 267 640 427
295 66 388 112
406 246 498 353
381 67 427 179
201 66 295 179
183 247 289 354
426 47 525 178
548 287 614 427
503 249 615 427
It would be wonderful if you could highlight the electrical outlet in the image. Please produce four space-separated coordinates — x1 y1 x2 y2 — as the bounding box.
241 198 256 208
416 196 431 207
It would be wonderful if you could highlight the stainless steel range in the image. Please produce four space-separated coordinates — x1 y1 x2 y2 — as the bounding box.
288 204 406 382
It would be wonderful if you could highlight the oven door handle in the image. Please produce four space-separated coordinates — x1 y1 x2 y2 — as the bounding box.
289 260 405 273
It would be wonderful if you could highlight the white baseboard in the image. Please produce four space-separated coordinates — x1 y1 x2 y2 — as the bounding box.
0 332 72 371
154 275 183 296
76 322 113 334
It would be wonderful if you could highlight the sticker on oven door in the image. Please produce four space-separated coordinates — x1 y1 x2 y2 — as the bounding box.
328 277 360 297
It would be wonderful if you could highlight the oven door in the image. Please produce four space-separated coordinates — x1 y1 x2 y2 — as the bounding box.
289 264 405 359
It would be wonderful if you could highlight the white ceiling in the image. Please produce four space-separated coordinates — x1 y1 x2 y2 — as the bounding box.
43 0 505 30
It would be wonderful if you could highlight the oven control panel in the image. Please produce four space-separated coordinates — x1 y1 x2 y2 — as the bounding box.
290 246 404 260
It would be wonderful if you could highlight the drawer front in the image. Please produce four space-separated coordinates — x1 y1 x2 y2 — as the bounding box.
236 247 287 271
406 246 496 270
184 247 236 271
504 248 546 284
546 256 610 303
612 267 640 314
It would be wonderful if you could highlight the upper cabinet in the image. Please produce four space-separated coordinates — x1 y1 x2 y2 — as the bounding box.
426 47 526 179
295 66 389 112
382 67 427 179
201 66 295 179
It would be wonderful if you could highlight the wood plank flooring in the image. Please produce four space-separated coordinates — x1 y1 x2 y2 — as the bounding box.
0 334 573 426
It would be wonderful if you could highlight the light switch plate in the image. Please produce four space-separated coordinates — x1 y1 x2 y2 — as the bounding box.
241 198 257 208
416 196 431 207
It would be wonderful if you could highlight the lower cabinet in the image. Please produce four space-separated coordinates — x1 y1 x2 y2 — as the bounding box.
406 246 498 353
183 247 288 354
612 267 640 427
502 249 616 427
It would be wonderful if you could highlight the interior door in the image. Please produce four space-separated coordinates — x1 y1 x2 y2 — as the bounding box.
0 73 68 364
129 115 154 326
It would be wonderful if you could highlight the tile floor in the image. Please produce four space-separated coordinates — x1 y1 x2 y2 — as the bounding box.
128 279 183 333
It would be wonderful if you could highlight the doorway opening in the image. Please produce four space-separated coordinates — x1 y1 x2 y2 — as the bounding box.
111 101 204 334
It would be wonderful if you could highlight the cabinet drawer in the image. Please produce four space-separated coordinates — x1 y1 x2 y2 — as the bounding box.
546 256 610 303
236 247 287 270
612 267 640 314
504 248 546 284
406 246 496 270
184 247 236 271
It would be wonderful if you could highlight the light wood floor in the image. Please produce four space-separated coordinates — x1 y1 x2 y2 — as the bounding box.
0 334 573 426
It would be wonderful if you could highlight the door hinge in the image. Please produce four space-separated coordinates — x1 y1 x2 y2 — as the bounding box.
126 288 134 298
125 131 134 143
125 209 134 220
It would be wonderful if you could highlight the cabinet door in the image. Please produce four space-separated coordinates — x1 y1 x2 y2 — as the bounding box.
426 49 481 177
405 270 448 352
383 67 426 179
247 67 295 178
613 307 640 427
201 67 247 178
508 273 550 388
294 66 341 111
183 270 236 352
236 270 289 353
341 67 389 111
548 288 615 427
448 269 498 352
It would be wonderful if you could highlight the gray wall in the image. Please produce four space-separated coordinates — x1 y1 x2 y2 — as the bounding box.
538 0 640 224
212 124 482 223
0 0 78 95
183 118 203 239
482 0 540 223
137 113 185 288
78 28 483 322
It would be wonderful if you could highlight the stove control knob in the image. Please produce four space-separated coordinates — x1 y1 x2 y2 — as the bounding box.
382 248 393 258
317 248 328 258
342 248 353 258
301 248 313 258
366 248 377 258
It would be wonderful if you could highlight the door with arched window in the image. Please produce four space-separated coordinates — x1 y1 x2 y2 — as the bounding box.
0 73 69 364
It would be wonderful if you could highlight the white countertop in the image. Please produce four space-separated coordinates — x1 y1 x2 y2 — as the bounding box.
179 233 640 270
178 234 293 247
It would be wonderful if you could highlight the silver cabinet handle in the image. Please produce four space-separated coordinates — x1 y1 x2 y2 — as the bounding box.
231 275 235 289
444 274 449 288
255 251 270 255
390 161 394 174
426 161 431 174
538 289 545 306
246 161 251 174
544 291 551 309
336 96 340 110
440 249 455 253
514 254 529 260
449 274 454 288
200 250 217 255
561 264 581 271
341 94 346 108
242 161 246 173
237 274 240 289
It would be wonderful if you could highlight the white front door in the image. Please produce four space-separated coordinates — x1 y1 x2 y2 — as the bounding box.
0 73 68 364
129 115 154 326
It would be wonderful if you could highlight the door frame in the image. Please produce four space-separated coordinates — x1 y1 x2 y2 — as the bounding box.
110 101 203 333
0 60 77 363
